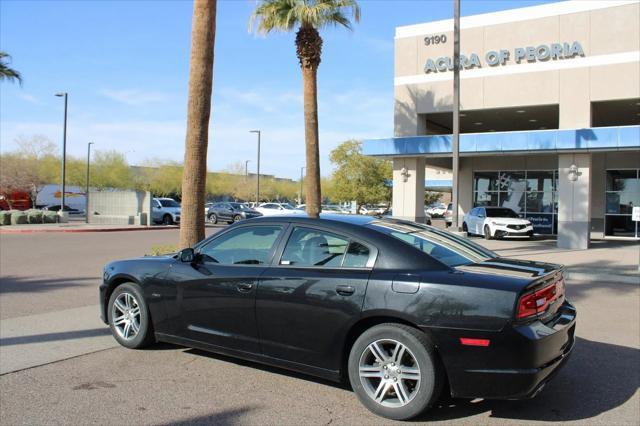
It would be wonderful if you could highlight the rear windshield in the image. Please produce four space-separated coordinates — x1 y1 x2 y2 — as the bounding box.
367 220 496 267
485 208 519 218
229 203 248 210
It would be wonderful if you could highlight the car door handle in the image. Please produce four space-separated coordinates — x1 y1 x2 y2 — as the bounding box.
336 285 355 296
236 283 254 292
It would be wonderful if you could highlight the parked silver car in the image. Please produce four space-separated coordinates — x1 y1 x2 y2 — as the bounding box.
152 198 181 225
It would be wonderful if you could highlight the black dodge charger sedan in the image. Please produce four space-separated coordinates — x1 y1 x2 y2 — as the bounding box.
100 215 575 420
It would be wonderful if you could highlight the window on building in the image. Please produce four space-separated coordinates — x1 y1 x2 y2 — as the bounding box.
605 169 639 238
473 170 558 234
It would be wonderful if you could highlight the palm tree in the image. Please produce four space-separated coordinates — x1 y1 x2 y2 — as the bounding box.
250 0 360 219
0 52 22 84
179 0 217 248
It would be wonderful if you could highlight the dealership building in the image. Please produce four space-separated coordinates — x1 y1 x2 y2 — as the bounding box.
364 0 640 248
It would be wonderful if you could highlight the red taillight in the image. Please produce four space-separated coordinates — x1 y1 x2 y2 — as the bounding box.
460 338 490 347
517 277 564 319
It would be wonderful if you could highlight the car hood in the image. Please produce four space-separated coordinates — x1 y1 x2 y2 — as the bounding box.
485 217 529 224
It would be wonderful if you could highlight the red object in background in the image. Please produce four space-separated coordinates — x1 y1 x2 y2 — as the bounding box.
0 191 32 210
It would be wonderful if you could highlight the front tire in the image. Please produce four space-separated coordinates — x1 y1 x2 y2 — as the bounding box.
107 282 155 349
348 323 443 421
484 225 492 240
462 222 469 235
162 214 173 225
208 213 218 224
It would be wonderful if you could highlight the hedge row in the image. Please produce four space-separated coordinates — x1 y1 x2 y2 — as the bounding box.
0 210 58 226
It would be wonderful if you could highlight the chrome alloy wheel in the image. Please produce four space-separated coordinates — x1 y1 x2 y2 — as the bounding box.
111 292 141 340
359 339 421 408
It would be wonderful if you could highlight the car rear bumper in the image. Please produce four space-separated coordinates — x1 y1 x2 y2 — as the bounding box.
434 300 576 400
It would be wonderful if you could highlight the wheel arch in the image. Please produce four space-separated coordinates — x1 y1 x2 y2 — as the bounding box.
340 315 448 386
102 274 141 324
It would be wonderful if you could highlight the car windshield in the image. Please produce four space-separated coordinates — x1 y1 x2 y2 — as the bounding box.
159 199 180 208
229 203 248 210
367 220 496 267
485 208 519 218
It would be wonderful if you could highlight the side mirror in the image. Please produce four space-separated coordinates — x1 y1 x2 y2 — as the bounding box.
179 248 195 263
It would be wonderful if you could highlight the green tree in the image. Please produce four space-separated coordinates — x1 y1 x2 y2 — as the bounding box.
0 135 59 207
329 140 391 212
90 150 132 190
250 0 360 218
180 0 217 248
0 52 22 84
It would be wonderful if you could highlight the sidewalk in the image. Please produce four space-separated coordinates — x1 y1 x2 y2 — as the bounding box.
477 238 640 284
0 223 177 234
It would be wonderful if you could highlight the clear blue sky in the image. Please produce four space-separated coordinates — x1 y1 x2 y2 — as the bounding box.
1 0 556 179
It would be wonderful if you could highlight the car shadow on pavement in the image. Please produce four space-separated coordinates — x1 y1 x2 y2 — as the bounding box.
0 327 111 346
0 275 95 294
418 337 639 423
158 405 259 426
182 348 349 390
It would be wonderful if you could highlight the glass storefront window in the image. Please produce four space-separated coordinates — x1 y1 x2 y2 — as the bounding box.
526 171 555 192
605 170 639 238
606 170 639 191
473 170 557 234
474 172 499 192
473 191 499 206
526 192 554 213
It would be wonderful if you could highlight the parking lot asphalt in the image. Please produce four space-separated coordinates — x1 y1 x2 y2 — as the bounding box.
1 224 638 425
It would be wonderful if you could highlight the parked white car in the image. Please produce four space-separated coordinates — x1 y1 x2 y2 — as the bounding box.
152 197 181 225
426 203 447 217
463 206 534 240
255 202 305 216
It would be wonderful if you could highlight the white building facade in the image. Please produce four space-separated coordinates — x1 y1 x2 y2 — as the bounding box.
364 0 640 248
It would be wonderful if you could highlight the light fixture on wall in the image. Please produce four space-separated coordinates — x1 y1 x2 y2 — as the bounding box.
568 164 581 182
400 167 409 182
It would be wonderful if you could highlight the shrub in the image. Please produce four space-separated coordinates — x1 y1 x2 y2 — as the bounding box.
43 211 58 223
11 211 27 225
149 244 179 256
0 211 10 225
27 209 43 224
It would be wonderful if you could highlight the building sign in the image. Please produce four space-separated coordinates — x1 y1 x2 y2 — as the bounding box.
424 41 585 73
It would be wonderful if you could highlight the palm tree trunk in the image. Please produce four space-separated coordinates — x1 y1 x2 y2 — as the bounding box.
302 65 322 219
179 0 217 249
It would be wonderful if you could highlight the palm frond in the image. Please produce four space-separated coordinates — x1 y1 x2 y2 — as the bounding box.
249 0 360 33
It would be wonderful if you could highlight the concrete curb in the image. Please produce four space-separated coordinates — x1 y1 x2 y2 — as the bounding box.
0 226 178 234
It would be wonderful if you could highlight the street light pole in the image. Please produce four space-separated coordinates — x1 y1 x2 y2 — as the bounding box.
55 92 68 212
451 0 461 231
249 130 261 204
85 142 94 223
299 166 305 205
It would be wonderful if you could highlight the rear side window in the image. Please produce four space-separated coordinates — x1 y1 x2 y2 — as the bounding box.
281 228 349 267
343 242 370 268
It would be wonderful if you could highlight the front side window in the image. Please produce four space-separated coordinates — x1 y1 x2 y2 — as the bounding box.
281 228 349 267
199 225 283 265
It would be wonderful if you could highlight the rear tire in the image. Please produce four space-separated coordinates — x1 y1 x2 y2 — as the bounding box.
208 213 217 224
462 222 468 235
107 282 155 349
233 214 242 223
348 323 443 421
484 225 492 240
